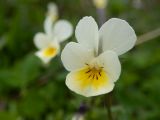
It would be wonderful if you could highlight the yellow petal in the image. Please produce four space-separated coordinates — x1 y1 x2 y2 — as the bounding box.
43 47 57 57
66 66 114 97
35 46 59 64
75 66 108 89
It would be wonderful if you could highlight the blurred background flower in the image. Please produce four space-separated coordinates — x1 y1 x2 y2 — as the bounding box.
46 2 58 21
34 2 73 64
0 0 159 120
93 0 108 9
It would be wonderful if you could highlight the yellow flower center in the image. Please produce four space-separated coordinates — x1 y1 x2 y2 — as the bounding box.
43 47 57 57
73 64 109 89
85 64 103 80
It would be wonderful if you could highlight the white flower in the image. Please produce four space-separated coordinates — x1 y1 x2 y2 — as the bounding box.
47 2 58 22
72 114 84 120
61 16 137 97
34 2 73 64
93 0 108 9
34 20 73 64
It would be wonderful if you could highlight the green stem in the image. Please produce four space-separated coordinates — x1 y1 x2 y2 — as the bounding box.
96 8 106 26
136 28 160 45
106 93 113 120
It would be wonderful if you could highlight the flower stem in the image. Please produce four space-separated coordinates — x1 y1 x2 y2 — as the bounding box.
96 8 106 26
106 93 113 120
136 27 160 45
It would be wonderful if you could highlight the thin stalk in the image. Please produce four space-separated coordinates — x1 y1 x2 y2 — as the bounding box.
106 93 113 120
96 8 106 26
136 28 160 45
96 4 113 120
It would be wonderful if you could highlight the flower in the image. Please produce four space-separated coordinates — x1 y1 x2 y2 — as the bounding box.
61 16 137 97
72 114 84 120
93 0 108 9
47 2 58 22
34 3 73 64
34 20 73 64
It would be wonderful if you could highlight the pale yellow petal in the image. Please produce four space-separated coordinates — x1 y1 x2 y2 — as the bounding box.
35 42 59 64
66 66 114 97
97 50 121 82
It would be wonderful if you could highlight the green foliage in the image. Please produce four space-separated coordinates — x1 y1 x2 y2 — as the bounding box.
0 0 160 120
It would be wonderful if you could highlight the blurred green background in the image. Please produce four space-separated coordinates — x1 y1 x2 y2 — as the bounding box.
0 0 160 120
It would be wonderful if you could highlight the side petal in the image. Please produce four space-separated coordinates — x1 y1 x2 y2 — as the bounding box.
61 42 94 71
53 20 73 42
75 16 99 54
66 67 114 97
33 33 50 49
99 18 137 55
97 50 121 82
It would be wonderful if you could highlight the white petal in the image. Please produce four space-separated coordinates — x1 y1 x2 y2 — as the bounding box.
48 2 58 12
99 18 137 55
47 2 58 19
75 16 99 54
44 17 53 36
53 20 73 42
33 33 51 49
97 50 121 82
61 42 94 71
66 67 114 97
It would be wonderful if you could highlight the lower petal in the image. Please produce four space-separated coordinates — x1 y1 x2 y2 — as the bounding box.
66 67 114 97
35 46 59 64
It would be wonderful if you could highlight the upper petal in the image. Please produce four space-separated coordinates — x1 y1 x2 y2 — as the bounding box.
97 50 121 82
99 18 137 55
53 20 73 42
75 16 99 54
44 17 53 36
44 2 58 35
33 33 51 49
61 42 94 71
47 2 58 19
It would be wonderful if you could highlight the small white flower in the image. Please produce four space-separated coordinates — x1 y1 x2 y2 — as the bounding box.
34 20 73 64
72 114 84 120
93 0 108 9
47 2 58 22
34 2 73 64
61 16 137 97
